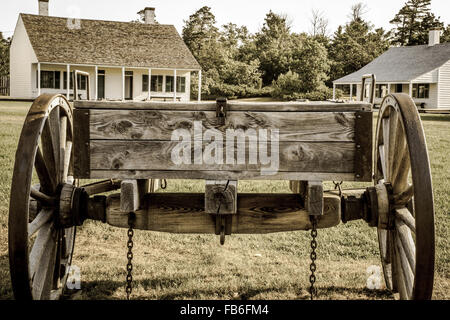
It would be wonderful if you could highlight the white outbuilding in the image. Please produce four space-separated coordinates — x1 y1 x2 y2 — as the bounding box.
333 30 450 109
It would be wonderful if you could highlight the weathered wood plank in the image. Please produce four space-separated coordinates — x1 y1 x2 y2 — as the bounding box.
105 192 341 233
75 100 371 112
73 109 90 178
90 170 356 181
354 111 373 181
120 180 141 212
307 181 324 216
89 110 356 142
205 180 237 214
89 140 355 173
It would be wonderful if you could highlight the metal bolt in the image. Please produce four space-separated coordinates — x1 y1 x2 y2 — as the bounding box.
356 144 361 149
356 174 361 178
357 115 362 119
85 142 89 146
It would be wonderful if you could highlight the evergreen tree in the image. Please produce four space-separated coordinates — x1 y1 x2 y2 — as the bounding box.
328 15 390 83
390 0 443 46
0 32 11 76
254 11 294 85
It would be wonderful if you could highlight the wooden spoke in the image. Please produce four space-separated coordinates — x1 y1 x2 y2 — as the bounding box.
44 107 61 184
29 221 54 279
395 208 416 233
378 145 387 180
393 185 414 207
382 117 391 180
30 187 56 206
28 208 53 238
387 111 399 178
35 147 56 194
62 141 72 183
59 116 67 183
395 232 414 298
40 123 57 183
30 223 58 300
396 218 416 272
393 236 409 299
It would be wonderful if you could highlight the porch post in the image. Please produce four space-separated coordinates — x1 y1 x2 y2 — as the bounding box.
148 68 151 100
349 84 353 101
122 67 125 101
198 70 202 102
66 64 70 99
409 82 413 97
95 66 98 100
37 63 41 96
332 83 336 100
387 83 391 94
173 69 177 102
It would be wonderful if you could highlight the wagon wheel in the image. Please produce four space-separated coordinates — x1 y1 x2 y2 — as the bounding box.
375 93 435 300
9 94 76 300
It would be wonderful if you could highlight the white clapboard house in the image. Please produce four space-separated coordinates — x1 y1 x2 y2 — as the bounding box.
333 30 450 109
10 0 202 101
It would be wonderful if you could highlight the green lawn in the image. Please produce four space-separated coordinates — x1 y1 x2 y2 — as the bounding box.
0 100 448 300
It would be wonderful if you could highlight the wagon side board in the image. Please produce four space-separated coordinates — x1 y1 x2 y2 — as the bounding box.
73 101 372 181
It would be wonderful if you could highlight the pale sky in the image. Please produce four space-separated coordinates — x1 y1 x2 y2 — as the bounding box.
1 0 450 39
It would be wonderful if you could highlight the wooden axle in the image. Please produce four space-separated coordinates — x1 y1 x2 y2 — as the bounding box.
84 192 341 234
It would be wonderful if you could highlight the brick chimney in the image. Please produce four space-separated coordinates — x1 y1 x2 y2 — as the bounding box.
38 0 49 16
428 30 442 46
138 7 156 24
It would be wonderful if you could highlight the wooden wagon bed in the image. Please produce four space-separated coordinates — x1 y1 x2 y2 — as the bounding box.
73 100 373 182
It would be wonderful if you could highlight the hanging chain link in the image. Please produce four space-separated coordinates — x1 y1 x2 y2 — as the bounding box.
309 216 318 300
333 181 343 197
161 179 167 190
126 212 135 300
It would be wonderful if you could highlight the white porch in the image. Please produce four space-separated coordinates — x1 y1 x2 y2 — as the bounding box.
333 81 438 109
33 62 202 102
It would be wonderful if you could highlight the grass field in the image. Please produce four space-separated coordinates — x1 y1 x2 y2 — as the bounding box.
0 100 448 300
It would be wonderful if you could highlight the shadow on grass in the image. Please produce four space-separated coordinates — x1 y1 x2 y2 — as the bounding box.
420 114 450 122
63 278 394 300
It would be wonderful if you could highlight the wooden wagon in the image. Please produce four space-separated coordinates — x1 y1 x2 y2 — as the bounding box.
8 74 435 300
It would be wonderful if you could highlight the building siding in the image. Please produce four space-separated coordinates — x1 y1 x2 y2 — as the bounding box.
438 61 450 108
10 16 38 99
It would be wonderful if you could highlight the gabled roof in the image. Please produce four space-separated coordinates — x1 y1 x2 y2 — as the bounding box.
20 13 201 70
334 43 450 83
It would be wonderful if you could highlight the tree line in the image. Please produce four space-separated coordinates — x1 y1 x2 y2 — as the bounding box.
182 0 450 100
1 0 449 100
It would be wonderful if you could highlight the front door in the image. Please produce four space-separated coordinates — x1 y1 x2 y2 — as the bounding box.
97 70 105 100
125 71 133 100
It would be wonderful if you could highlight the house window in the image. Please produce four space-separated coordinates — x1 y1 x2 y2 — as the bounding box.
166 76 174 92
375 84 388 98
412 84 430 99
176 76 186 93
63 72 87 90
37 70 60 89
142 75 149 92
395 84 403 93
151 75 163 92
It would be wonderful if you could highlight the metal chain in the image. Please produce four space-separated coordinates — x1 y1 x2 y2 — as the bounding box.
333 181 343 197
309 216 318 300
161 179 167 190
126 212 135 300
